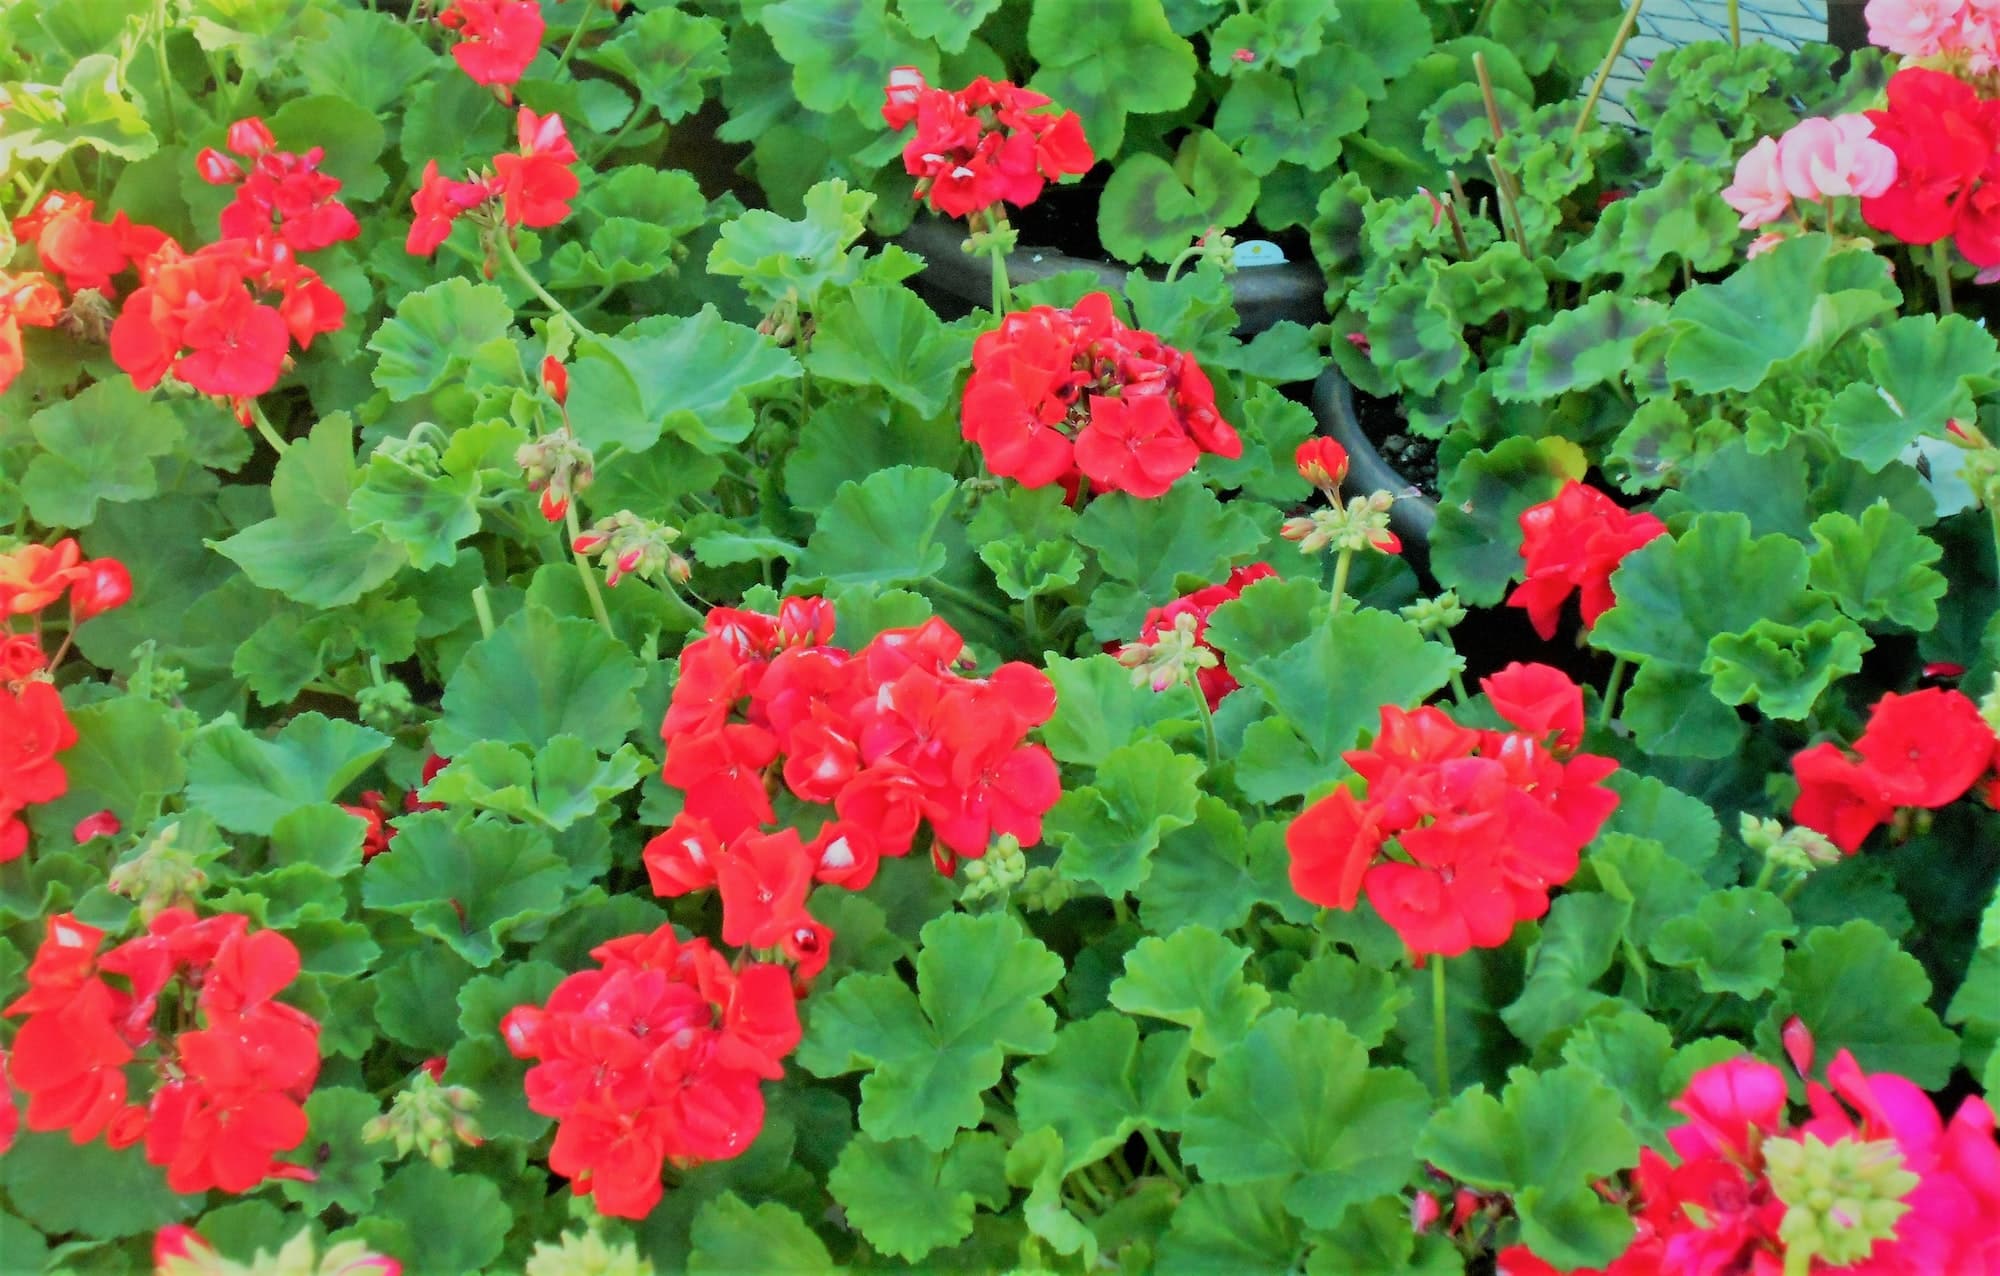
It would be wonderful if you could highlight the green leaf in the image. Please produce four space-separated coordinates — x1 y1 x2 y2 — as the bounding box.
585 6 729 122
1765 920 1961 1088
901 0 1003 50
760 0 933 116
361 1163 511 1276
1156 1183 1305 1276
1039 653 1202 768
1651 887 1796 999
1428 437 1580 605
1418 1065 1639 1269
434 604 644 755
1109 925 1270 1057
21 379 183 527
806 284 974 416
422 736 646 830
1236 608 1460 768
1602 772 1720 868
1827 314 2000 470
1213 50 1369 175
209 413 406 608
1590 513 1817 671
294 6 437 115
783 395 963 515
348 447 481 571
1500 892 1630 1050
1807 504 1948 631
1701 615 1870 721
797 910 1064 1149
1073 484 1266 639
707 178 876 310
0 1131 199 1238
567 306 798 453
1619 661 1747 759
1493 295 1667 404
266 95 386 200
185 712 390 835
1582 833 1709 950
827 1132 1007 1261
795 465 960 589
1005 1127 1098 1268
1048 737 1204 897
1281 951 1410 1050
13 54 155 162
361 812 570 966
276 1087 394 1216
1099 130 1260 264
1140 797 1307 935
24 693 187 836
368 277 515 401
1027 0 1197 155
688 1194 838 1274
1182 1010 1429 1230
1015 1012 1192 1172
1560 1010 1682 1150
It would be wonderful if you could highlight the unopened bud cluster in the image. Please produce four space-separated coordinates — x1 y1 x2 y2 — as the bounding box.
1766 1134 1918 1272
517 425 595 524
1115 611 1217 693
358 677 416 730
960 835 1027 904
362 1071 484 1168
1282 491 1398 555
1014 864 1075 913
1400 590 1468 637
107 822 207 922
524 1229 655 1276
572 510 688 587
1740 813 1842 873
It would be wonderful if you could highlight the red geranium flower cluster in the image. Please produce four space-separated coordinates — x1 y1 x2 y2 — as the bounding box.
499 924 802 1219
1508 481 1667 641
1285 665 1620 961
3 910 321 1195
1131 563 1275 708
0 682 77 867
880 68 1093 218
195 117 361 253
439 0 546 97
962 292 1241 499
12 191 170 296
1501 1042 2000 1276
0 271 64 395
341 753 449 861
109 233 346 413
1790 686 1999 852
407 108 579 256
646 598 1060 972
1858 67 2000 268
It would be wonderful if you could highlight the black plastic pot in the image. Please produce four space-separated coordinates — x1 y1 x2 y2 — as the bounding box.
896 216 1326 337
1311 368 1438 556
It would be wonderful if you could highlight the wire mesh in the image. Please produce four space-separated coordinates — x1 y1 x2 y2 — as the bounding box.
1600 0 1829 124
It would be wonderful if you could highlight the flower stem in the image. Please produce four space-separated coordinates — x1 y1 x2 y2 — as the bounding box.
1192 681 1220 774
1431 958 1451 1102
1162 243 1202 284
152 0 180 143
1932 241 1956 317
929 578 1018 629
586 103 655 166
1572 0 1645 152
1598 656 1630 729
492 230 586 333
1140 1127 1190 1189
1328 546 1356 618
471 585 496 640
1449 668 1470 707
1727 0 1740 46
987 239 1010 316
552 10 590 75
246 400 289 453
563 501 616 637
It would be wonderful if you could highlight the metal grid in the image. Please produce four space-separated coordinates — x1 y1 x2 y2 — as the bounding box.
1601 0 1829 124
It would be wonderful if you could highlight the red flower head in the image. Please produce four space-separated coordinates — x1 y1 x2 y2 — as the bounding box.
203 119 361 254
1480 662 1586 753
1506 481 1667 640
0 682 78 849
541 354 568 404
438 0 546 93
493 109 580 229
407 160 497 257
1861 67 2000 268
881 72 1093 218
0 635 46 684
12 193 164 296
1133 563 1276 709
0 539 85 616
1852 686 1996 809
962 292 1238 499
68 558 132 623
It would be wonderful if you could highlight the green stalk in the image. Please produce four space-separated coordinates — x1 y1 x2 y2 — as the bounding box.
1431 958 1451 1102
1932 241 1957 317
563 500 616 637
492 230 586 332
987 239 1011 316
471 585 496 640
246 400 289 454
1727 0 1740 46
1572 0 1645 151
1140 1128 1190 1189
1327 546 1356 618
1192 680 1220 774
152 0 180 144
552 11 590 75
1598 656 1630 729
586 104 656 165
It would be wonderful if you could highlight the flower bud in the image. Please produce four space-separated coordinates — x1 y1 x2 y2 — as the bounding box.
1295 438 1350 492
541 355 568 404
226 116 276 156
539 485 568 523
193 147 243 185
73 810 121 843
1781 1015 1815 1077
525 1229 655 1276
1410 1191 1441 1234
69 558 132 622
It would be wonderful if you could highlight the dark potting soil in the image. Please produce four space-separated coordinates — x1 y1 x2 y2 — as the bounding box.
1351 386 1441 500
1007 177 1315 268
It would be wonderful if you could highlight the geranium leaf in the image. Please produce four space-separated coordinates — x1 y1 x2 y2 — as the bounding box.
1591 512 1817 670
1492 295 1666 404
1554 163 1742 286
0 1132 199 1238
348 448 481 571
1651 887 1796 999
1559 1010 1682 1150
1618 661 1746 759
1073 484 1266 639
185 712 390 835
422 736 645 830
368 278 515 402
760 0 933 116
1048 736 1204 896
275 1087 394 1216
1826 314 2000 471
1213 51 1368 175
707 179 876 310
567 306 798 453
1702 614 1870 720
1500 891 1630 1051
1182 1010 1429 1230
434 604 644 755
359 1164 511 1276
585 6 729 122
1428 437 1579 604
21 379 183 527
1027 0 1196 155
1418 1065 1639 1268
806 284 974 416
795 464 960 590
900 0 1003 52
1109 925 1269 1057
797 910 1064 1149
1015 1013 1192 1173
1280 951 1410 1049
1581 833 1710 949
1099 130 1259 264
1140 797 1311 935
1807 504 1948 631
293 6 437 115
688 1194 838 1274
23 692 187 837
361 812 569 966
1004 1127 1098 1267
1039 653 1203 768
827 1132 1006 1261
1763 920 1960 1088
1236 608 1460 766
1156 1182 1305 1275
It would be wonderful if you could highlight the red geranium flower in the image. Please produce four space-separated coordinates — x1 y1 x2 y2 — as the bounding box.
0 270 64 395
1481 661 1586 752
1860 67 2000 268
493 108 581 229
198 117 360 254
880 69 1093 218
438 0 546 94
1507 481 1667 640
0 538 85 616
1852 686 1996 809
